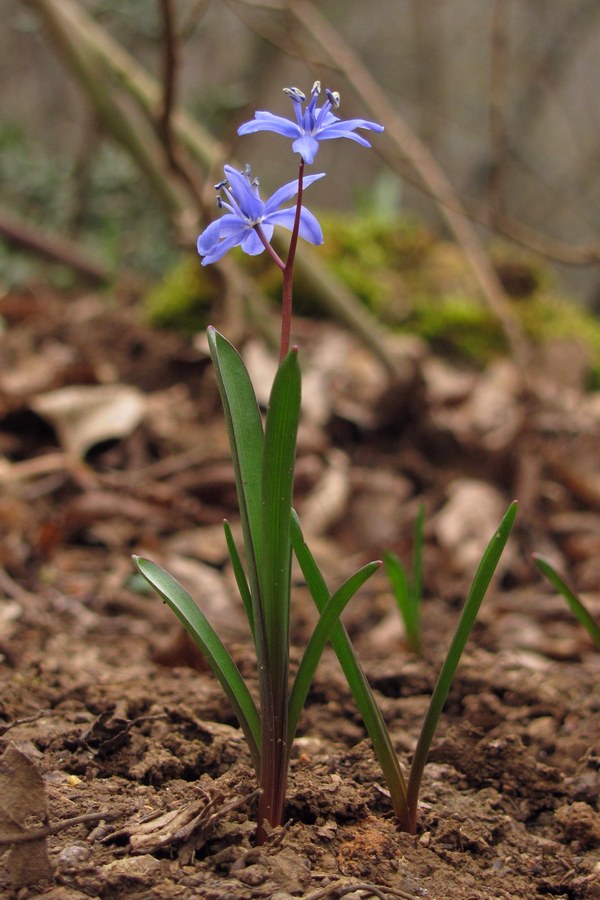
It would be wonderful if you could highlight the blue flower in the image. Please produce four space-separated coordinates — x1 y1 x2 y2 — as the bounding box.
237 82 384 165
197 165 325 265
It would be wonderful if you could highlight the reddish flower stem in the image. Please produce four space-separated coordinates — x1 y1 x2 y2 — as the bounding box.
280 159 304 361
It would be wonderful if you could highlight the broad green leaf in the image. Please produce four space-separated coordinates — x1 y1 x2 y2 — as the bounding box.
256 349 301 836
287 559 381 746
533 554 600 651
260 349 301 687
208 327 265 645
406 500 518 832
133 555 261 772
291 511 410 831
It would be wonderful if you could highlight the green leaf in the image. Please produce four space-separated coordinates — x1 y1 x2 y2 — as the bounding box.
133 555 261 772
287 558 381 746
533 554 600 651
259 348 301 689
384 551 419 652
291 511 410 830
208 327 265 646
384 505 425 654
223 519 255 644
406 500 518 831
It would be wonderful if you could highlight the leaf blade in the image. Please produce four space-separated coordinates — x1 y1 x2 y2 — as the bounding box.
291 511 410 830
532 553 600 650
287 559 381 745
406 500 518 831
133 555 261 771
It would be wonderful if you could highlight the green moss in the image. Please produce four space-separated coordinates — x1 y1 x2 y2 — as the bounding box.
144 255 218 333
142 213 600 388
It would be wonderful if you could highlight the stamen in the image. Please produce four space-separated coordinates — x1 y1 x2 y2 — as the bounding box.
283 86 306 102
214 179 227 190
311 80 321 96
244 163 252 177
216 197 224 208
326 89 341 109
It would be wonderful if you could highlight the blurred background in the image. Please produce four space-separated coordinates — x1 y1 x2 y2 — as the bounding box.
1 0 599 306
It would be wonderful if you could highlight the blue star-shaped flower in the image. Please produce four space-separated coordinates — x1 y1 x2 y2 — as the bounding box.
197 164 325 266
238 82 384 165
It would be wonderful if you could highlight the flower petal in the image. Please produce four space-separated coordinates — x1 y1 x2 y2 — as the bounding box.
199 229 246 265
317 129 374 148
265 206 324 246
196 218 223 256
291 134 320 164
224 166 263 220
322 117 384 134
241 225 273 256
264 172 326 214
237 111 300 139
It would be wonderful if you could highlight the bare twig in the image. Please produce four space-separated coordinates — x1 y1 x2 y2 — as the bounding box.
488 0 511 217
0 206 110 283
157 0 206 211
305 878 419 900
0 810 123 847
0 711 51 737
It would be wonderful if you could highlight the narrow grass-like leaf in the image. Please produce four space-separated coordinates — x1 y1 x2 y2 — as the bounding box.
533 554 600 650
133 555 261 772
258 348 301 832
384 504 425 653
291 511 410 831
260 348 301 677
384 551 419 652
406 500 517 832
287 559 382 746
223 519 255 643
208 327 265 643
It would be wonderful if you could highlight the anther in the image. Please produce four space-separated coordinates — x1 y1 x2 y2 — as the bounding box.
283 86 306 102
326 89 341 109
311 80 321 96
214 179 227 190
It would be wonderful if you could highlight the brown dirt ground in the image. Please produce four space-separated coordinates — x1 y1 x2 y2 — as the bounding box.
0 288 599 899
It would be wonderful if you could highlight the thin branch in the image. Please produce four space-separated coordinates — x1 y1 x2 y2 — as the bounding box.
488 0 511 217
0 810 123 847
0 206 110 283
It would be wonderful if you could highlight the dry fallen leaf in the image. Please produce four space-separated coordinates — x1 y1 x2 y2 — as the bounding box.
0 743 52 887
31 384 147 457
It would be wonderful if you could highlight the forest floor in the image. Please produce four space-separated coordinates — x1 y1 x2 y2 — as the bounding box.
0 285 599 899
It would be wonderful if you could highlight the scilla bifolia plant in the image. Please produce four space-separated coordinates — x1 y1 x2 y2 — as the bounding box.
133 82 516 841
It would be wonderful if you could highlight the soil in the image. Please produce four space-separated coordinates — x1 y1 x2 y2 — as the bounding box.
0 287 599 899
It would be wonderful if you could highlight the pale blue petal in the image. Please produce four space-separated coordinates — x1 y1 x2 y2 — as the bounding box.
265 207 324 246
264 172 326 213
238 111 300 139
323 118 384 134
200 229 247 265
241 225 273 256
317 129 373 147
224 166 263 220
291 135 320 164
197 219 223 255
